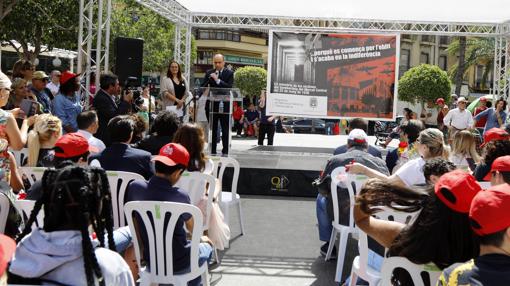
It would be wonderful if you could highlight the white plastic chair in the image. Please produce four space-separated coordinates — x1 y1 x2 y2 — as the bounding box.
19 167 47 186
0 193 10 233
15 199 44 228
124 201 209 286
379 257 441 286
325 167 368 282
10 148 28 166
106 171 145 229
213 156 244 240
174 171 215 231
349 207 422 286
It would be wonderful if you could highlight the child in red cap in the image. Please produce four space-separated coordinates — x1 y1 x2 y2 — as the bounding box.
439 184 510 285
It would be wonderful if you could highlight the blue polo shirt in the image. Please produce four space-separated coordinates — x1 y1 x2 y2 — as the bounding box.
125 176 191 272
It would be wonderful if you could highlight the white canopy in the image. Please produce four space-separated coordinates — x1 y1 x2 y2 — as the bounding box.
179 0 510 24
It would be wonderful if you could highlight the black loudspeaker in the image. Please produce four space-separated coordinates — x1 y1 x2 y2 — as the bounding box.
114 37 143 86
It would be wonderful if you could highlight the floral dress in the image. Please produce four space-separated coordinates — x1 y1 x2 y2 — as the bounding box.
0 109 11 188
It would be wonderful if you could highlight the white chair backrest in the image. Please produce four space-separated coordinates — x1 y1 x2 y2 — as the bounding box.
106 171 145 229
10 148 28 166
19 167 47 186
124 201 205 284
15 199 44 228
212 156 240 199
374 206 421 225
379 257 441 286
330 167 368 229
477 181 491 189
174 172 215 230
0 193 10 233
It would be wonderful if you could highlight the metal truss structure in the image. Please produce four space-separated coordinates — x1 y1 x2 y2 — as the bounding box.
77 0 112 109
84 0 510 98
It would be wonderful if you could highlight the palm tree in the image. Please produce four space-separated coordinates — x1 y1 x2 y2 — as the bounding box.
447 37 495 91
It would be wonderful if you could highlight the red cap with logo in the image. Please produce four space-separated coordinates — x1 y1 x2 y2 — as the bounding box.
483 155 510 181
0 234 16 277
54 133 98 158
153 143 190 167
480 128 509 148
59 71 79 85
469 184 510 235
436 98 445 104
479 97 488 102
434 170 482 213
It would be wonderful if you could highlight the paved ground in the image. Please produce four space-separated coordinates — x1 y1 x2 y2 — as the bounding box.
209 195 358 286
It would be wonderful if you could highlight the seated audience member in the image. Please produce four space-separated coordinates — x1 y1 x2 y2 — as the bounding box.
125 143 213 286
130 114 147 145
333 118 382 158
4 77 39 111
354 170 480 283
26 132 96 200
232 102 244 137
349 128 448 187
439 184 510 285
449 130 481 171
30 71 52 113
0 233 15 283
52 71 82 133
27 114 62 167
133 111 180 155
481 155 510 186
473 128 510 181
89 115 154 180
0 139 24 194
0 71 35 151
9 166 134 286
385 119 425 173
422 158 457 185
46 70 61 98
317 129 389 256
243 103 259 137
77 110 106 153
173 123 210 173
12 59 34 83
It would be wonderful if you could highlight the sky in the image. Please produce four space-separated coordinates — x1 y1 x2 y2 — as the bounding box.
177 0 510 23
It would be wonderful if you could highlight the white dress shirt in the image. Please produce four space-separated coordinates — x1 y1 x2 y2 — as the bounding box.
77 129 106 153
442 108 474 130
47 81 60 96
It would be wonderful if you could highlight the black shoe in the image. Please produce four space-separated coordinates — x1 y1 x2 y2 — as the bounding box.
320 242 337 259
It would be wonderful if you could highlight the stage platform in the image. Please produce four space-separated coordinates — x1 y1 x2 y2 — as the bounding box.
213 133 396 198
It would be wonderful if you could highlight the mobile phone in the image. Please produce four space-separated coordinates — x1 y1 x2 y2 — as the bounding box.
20 99 38 117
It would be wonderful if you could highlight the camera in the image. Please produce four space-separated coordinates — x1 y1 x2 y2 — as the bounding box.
124 76 144 110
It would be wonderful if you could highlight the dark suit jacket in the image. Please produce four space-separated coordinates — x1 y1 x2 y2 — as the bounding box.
333 144 382 159
89 143 154 180
92 89 130 146
202 68 234 117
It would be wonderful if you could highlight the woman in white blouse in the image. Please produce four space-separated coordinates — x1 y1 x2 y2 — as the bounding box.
348 128 449 187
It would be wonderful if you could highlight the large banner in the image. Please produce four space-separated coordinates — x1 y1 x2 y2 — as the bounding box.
267 32 399 120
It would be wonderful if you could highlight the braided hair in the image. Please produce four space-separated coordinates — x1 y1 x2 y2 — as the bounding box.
17 166 116 286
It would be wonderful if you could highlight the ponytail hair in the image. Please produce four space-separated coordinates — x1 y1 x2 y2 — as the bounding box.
417 128 449 159
26 114 62 167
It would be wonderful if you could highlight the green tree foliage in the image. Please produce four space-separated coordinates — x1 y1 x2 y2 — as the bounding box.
234 66 267 99
447 37 494 90
0 0 78 61
0 0 20 22
110 0 196 72
398 64 451 105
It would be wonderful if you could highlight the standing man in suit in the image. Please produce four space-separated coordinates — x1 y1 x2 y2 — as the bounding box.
93 73 131 146
202 54 234 155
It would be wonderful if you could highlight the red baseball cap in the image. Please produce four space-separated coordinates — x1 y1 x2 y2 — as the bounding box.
435 98 445 104
59 71 79 85
0 234 16 277
153 143 189 168
54 133 98 158
435 170 482 213
483 155 510 181
480 128 509 148
479 97 488 102
469 184 510 235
